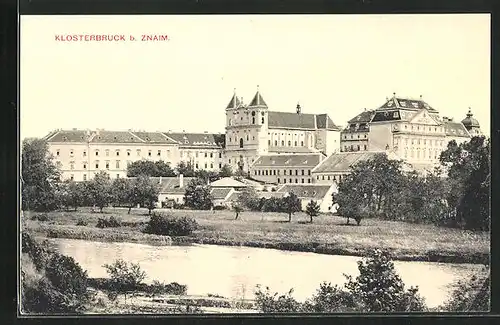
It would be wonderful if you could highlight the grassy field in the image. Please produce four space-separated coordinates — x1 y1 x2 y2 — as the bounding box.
23 207 490 264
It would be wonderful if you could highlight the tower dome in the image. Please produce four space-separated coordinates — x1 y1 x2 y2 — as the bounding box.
461 107 480 129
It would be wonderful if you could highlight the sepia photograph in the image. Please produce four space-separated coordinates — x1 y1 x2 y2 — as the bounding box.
19 14 491 315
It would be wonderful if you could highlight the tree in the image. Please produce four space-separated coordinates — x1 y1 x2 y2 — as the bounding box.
56 180 86 211
219 164 233 178
233 203 243 220
183 178 213 210
87 171 113 212
237 186 260 211
126 160 176 177
305 200 320 223
110 178 133 208
282 192 301 222
134 175 160 215
21 138 61 211
175 161 195 177
194 169 219 184
440 136 490 231
103 259 146 304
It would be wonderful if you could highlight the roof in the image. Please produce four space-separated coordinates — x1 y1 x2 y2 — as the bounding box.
267 111 340 131
91 131 146 144
226 191 241 202
44 129 92 143
132 132 177 144
443 121 471 138
129 176 196 194
209 177 248 188
312 151 399 174
377 96 438 113
226 93 242 110
461 108 481 128
276 184 333 200
248 90 268 107
164 132 225 148
210 187 233 200
257 191 286 199
348 110 375 124
252 154 323 168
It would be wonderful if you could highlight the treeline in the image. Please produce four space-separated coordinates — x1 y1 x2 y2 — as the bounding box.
56 172 160 214
127 159 234 180
336 136 491 231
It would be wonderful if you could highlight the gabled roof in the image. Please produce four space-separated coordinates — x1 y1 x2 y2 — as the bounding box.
90 131 145 143
443 121 471 138
210 187 234 200
128 176 196 193
348 110 375 124
132 132 177 144
252 154 323 168
164 132 224 148
276 184 333 200
316 114 341 130
44 129 91 143
312 151 400 174
257 191 286 199
248 90 267 107
377 96 438 113
209 177 248 188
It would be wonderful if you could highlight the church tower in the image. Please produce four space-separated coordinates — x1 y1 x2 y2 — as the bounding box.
224 86 269 173
461 107 482 136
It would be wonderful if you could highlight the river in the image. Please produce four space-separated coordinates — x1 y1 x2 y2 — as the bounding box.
49 238 485 309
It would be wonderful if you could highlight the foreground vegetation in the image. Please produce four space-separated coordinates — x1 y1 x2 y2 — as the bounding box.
20 233 489 314
24 207 490 264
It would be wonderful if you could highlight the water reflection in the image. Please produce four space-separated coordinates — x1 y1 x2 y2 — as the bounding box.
49 238 482 308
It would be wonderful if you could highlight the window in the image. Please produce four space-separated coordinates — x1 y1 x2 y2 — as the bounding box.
116 161 120 169
157 150 161 156
137 149 141 156
265 170 268 176
229 159 231 164
116 174 120 179
290 178 292 183
240 138 244 148
295 179 298 183
258 170 261 175
70 162 74 170
205 163 207 168
290 169 292 175
261 117 264 124
277 178 280 183
209 152 213 158
268 140 271 145
295 170 298 176
127 150 131 156
219 153 222 158
195 163 199 169
273 170 276 176
95 151 99 156
364 145 367 151
255 170 257 175
301 170 305 176
277 170 280 175
281 140 285 146
70 175 74 181
70 150 74 156
105 162 110 169
252 117 255 124
357 145 360 151
83 163 87 169
105 150 110 156
328 176 330 180
210 163 213 168
284 179 286 183
246 135 249 141
274 140 278 146
56 150 60 156
204 152 208 158
95 162 99 169
83 174 87 181
322 175 325 180
294 141 297 146
115 150 120 156
301 141 304 146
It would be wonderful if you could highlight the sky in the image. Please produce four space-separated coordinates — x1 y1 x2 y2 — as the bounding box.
20 14 491 139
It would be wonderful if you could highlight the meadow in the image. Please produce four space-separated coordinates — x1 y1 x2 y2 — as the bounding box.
23 207 490 264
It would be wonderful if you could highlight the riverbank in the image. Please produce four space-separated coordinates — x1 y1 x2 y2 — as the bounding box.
23 208 490 264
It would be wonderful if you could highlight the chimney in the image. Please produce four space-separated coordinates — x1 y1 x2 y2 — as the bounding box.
296 103 301 114
179 174 184 188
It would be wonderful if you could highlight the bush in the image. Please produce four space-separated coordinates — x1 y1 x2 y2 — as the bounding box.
143 212 198 236
441 270 490 312
213 205 227 210
30 213 49 222
146 280 187 296
254 286 304 313
45 253 89 298
96 216 121 228
76 218 88 226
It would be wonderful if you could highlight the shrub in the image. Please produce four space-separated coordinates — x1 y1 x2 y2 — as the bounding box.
143 212 198 236
96 216 121 228
45 253 89 298
306 282 360 312
254 286 304 313
102 259 146 302
76 218 88 226
30 213 49 222
146 280 187 296
441 270 490 312
213 205 227 210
